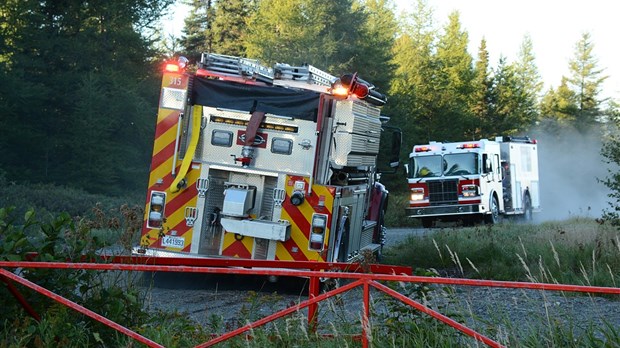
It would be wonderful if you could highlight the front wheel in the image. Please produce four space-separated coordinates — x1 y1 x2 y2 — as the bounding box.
421 217 435 228
485 196 500 224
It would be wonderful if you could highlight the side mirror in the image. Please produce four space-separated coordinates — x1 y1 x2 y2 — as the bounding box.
377 125 402 174
482 154 492 174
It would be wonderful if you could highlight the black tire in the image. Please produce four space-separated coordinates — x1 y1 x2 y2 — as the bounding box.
522 194 533 221
421 217 435 228
375 205 386 262
485 195 500 224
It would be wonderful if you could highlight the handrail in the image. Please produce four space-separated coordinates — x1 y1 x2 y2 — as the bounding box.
170 105 202 193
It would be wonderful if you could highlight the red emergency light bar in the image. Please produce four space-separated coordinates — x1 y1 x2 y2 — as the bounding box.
414 146 433 152
458 143 480 149
332 73 369 99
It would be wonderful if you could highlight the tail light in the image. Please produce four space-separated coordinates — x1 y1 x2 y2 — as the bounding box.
309 213 328 251
147 191 166 228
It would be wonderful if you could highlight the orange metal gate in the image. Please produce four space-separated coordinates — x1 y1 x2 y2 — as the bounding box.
2 259 619 348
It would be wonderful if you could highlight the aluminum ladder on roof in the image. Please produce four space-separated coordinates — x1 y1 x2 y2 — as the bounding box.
199 53 337 91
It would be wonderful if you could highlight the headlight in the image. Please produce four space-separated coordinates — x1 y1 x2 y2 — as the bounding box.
410 187 425 201
462 184 479 197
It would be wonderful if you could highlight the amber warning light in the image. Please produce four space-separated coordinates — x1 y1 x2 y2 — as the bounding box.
164 62 180 73
163 56 189 73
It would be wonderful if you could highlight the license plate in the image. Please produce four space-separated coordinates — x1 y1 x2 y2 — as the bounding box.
161 235 185 249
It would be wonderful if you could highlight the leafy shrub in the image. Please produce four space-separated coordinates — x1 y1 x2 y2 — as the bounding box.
0 206 147 347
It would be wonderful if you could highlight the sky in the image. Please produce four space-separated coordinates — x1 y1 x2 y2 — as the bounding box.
162 0 620 101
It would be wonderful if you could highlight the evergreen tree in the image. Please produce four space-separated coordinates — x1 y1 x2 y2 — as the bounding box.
0 0 171 194
512 34 542 128
387 0 437 145
491 57 530 136
469 38 493 139
567 32 608 131
433 11 474 141
245 0 365 71
211 0 254 56
600 100 620 226
539 77 579 134
350 0 398 91
179 0 213 62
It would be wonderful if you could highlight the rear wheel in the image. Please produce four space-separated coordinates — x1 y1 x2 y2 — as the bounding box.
485 196 500 224
522 194 533 221
374 205 387 262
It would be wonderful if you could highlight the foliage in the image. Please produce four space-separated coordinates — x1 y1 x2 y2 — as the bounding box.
179 0 214 61
384 190 419 228
0 0 169 196
601 117 620 228
210 0 255 57
0 175 143 223
540 32 608 135
567 32 609 132
469 38 493 139
0 205 147 347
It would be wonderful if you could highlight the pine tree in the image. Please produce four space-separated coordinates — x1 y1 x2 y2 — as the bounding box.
349 0 398 91
211 0 254 56
245 0 364 71
512 34 542 128
433 11 474 141
179 0 213 62
539 77 579 135
470 38 493 139
387 0 437 144
491 57 531 136
0 0 169 193
600 100 620 226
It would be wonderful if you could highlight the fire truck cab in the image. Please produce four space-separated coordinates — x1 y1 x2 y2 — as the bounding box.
137 53 401 264
406 136 540 227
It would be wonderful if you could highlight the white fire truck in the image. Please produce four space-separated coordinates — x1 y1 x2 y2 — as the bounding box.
406 136 540 227
135 53 401 264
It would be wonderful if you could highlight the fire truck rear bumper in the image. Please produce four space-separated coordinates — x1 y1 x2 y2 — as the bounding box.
406 204 481 217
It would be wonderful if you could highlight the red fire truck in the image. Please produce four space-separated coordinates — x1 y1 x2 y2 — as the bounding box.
135 53 401 264
406 136 540 227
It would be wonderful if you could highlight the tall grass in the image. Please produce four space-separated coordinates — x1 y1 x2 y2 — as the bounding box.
383 217 620 288
2 182 620 346
385 191 419 227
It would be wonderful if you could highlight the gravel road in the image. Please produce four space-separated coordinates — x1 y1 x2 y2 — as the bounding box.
140 228 620 342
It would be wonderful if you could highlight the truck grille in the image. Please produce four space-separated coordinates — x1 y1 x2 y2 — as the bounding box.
428 180 458 205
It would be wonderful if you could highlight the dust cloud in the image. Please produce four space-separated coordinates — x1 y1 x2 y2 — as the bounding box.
530 125 614 222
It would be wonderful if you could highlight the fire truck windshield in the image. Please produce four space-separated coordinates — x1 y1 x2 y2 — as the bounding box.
410 155 442 178
410 153 479 178
443 153 479 176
